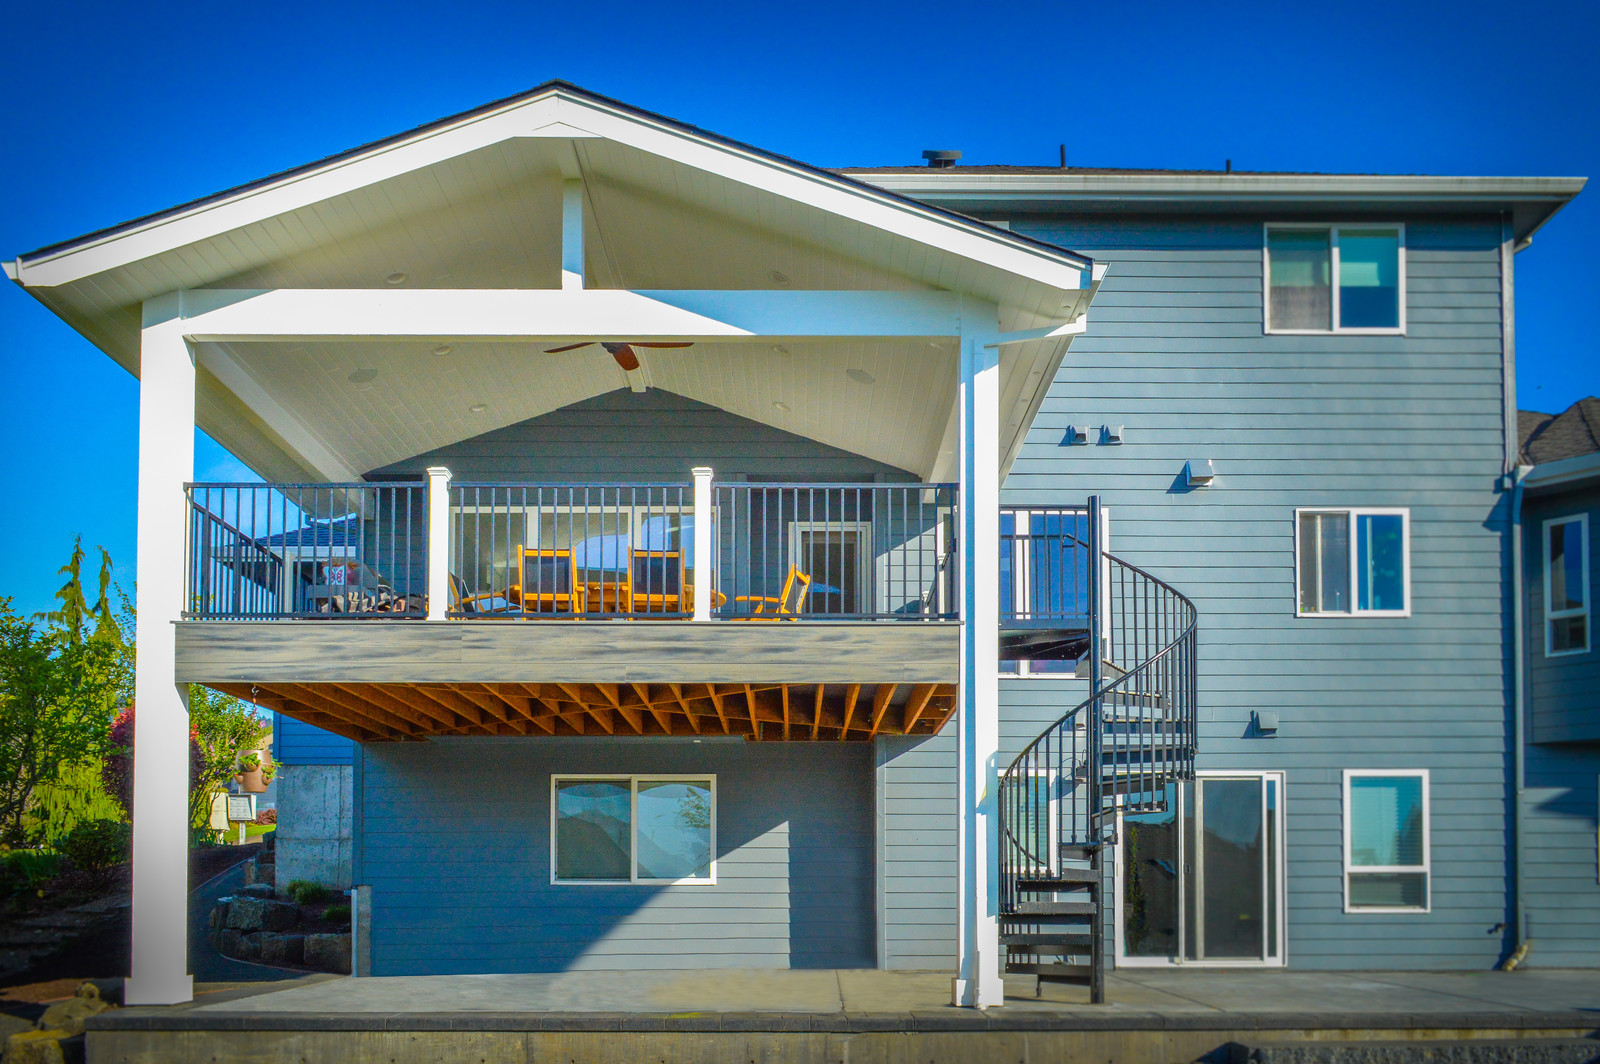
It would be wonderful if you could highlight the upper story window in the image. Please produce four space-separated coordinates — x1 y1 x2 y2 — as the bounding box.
1265 225 1405 333
1544 514 1590 656
1295 508 1410 617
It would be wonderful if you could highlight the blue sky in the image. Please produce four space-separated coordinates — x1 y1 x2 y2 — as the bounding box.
2 0 1595 617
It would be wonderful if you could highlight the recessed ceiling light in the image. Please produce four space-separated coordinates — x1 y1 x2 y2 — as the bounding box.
846 368 875 385
385 272 407 285
433 344 453 356
347 368 378 384
772 401 790 412
469 402 487 413
769 271 790 287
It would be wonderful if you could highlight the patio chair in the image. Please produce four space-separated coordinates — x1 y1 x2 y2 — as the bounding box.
624 549 687 615
730 565 812 621
448 573 516 616
515 548 584 615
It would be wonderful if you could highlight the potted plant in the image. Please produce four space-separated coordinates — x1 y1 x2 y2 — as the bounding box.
235 750 273 794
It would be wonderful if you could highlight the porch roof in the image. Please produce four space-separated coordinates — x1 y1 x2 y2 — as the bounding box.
7 82 1097 483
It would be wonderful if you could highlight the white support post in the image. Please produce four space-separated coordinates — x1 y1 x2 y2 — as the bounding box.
691 467 714 621
561 180 585 291
127 295 196 1005
953 320 1003 1009
426 467 452 621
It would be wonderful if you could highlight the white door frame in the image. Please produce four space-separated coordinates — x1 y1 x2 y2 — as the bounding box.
1113 769 1287 968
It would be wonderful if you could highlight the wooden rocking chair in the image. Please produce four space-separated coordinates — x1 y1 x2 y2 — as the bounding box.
730 565 812 621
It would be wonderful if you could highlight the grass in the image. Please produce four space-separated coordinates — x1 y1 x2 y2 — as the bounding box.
243 823 276 840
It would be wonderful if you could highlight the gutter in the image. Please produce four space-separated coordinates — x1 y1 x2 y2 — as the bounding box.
1500 463 1534 970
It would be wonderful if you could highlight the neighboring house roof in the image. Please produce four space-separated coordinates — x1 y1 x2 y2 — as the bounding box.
1519 397 1600 465
255 516 361 550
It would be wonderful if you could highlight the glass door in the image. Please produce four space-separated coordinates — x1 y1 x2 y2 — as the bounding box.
1118 772 1285 966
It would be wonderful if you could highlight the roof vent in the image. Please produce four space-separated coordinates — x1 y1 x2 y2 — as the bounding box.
922 150 962 169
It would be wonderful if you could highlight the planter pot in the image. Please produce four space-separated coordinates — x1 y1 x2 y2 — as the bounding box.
236 768 267 793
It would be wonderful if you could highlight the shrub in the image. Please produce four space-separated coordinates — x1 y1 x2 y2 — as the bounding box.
286 880 333 905
321 904 351 923
0 850 63 901
59 819 131 877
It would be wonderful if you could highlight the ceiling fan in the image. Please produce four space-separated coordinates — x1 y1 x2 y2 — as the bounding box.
544 340 693 372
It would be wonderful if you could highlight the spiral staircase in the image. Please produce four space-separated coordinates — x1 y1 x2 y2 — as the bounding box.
998 498 1198 1003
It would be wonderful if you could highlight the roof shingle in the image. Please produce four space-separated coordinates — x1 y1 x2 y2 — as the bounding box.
1519 397 1600 465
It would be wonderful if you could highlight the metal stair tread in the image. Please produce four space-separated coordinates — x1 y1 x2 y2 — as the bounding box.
1001 932 1095 947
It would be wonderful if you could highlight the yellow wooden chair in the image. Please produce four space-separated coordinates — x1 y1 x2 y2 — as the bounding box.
730 565 812 621
515 548 584 615
625 549 687 615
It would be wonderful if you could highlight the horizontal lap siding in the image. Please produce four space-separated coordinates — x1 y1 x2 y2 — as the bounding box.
1004 213 1511 969
877 734 955 969
1522 743 1600 965
359 739 875 974
274 713 354 765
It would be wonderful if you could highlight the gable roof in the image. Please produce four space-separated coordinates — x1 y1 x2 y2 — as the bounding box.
1519 397 1600 466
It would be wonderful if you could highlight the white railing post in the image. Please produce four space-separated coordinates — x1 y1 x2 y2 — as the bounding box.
692 467 714 621
426 466 452 621
128 294 196 1005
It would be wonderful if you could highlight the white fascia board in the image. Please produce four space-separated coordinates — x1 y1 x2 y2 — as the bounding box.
847 172 1589 203
175 288 975 342
16 89 1090 297
1524 451 1600 493
14 94 581 288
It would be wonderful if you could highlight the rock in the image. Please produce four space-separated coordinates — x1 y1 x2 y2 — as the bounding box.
261 900 297 931
226 896 295 931
260 830 276 853
37 982 112 1037
303 933 351 974
256 861 276 884
258 932 304 965
217 927 241 957
208 901 229 930
236 932 262 961
239 881 275 898
7 1028 68 1064
242 857 260 886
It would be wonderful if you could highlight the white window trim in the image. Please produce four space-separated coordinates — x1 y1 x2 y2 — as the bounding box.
1293 507 1412 618
1342 768 1430 914
549 773 717 886
787 519 873 614
1112 771 1288 968
1263 222 1407 335
1543 513 1591 657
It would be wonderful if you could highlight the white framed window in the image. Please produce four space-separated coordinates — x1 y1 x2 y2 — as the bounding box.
1294 508 1411 617
1264 224 1405 334
550 775 716 885
1544 514 1590 657
787 520 873 615
1343 769 1429 913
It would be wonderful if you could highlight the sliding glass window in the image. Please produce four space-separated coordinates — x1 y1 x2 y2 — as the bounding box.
1266 225 1404 333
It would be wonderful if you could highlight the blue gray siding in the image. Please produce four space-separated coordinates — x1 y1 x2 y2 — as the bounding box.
1000 212 1513 969
1522 742 1600 966
1522 484 1600 744
367 388 913 482
358 738 875 974
274 712 354 765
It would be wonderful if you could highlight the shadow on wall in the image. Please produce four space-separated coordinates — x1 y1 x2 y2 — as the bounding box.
358 738 876 975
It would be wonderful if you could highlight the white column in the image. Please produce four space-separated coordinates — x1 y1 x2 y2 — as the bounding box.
691 467 714 621
561 180 585 291
952 322 1003 1009
127 295 196 1005
426 466 452 620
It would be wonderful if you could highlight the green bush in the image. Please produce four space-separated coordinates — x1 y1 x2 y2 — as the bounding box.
321 903 351 923
23 759 124 848
59 819 131 877
0 850 63 901
286 880 333 905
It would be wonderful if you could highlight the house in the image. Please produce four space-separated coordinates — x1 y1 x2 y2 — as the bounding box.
4 82 1587 1009
1515 397 1600 963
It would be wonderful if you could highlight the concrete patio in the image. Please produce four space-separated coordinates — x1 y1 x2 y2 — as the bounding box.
87 967 1600 1063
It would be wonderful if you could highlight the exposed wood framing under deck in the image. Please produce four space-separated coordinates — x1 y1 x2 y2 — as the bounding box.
212 681 958 743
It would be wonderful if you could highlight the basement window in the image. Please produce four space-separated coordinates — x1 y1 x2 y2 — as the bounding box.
551 775 715 885
1265 225 1404 333
1295 508 1410 617
1344 770 1430 912
1544 514 1590 656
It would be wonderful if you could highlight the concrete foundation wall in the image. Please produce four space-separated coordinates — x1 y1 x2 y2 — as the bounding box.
274 764 355 892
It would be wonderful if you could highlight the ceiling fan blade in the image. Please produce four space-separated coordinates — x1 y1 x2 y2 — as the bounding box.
630 342 695 349
609 344 641 372
545 342 593 353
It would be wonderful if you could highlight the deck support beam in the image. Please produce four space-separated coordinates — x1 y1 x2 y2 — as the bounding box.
953 315 1003 1010
128 295 196 1005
